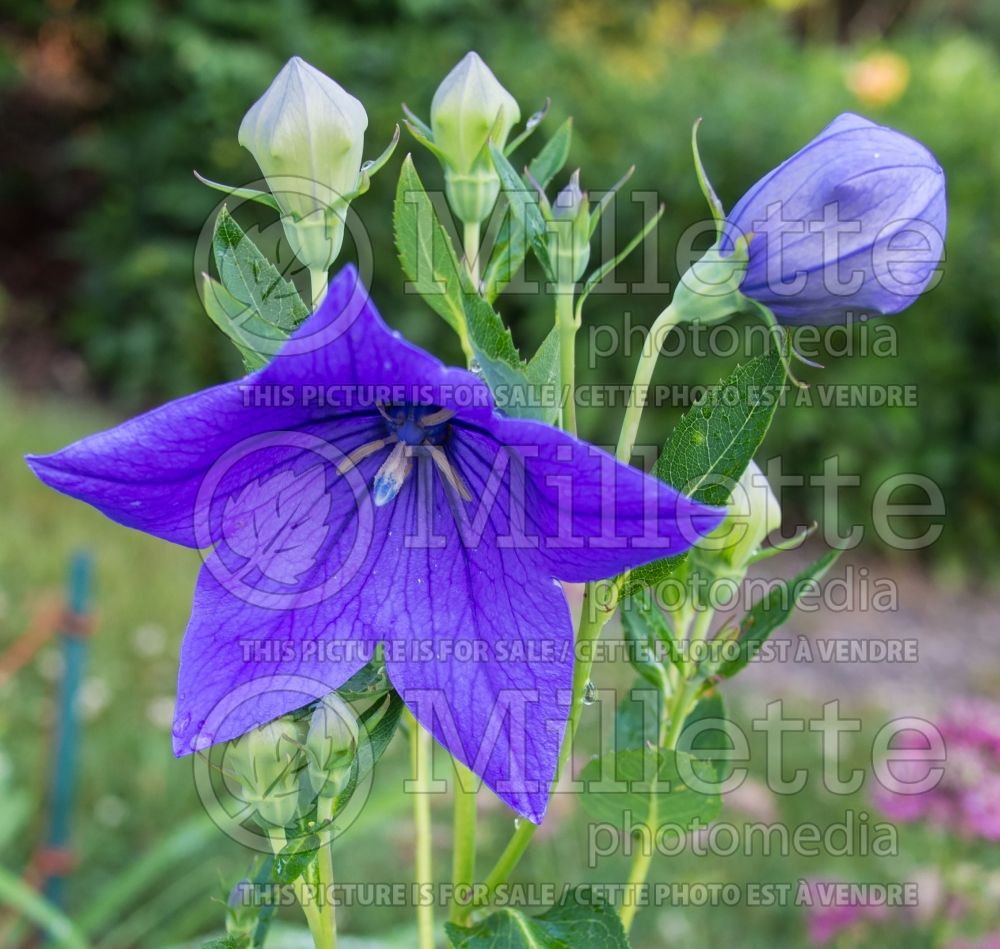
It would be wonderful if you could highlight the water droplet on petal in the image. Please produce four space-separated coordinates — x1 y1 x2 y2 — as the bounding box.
513 817 522 830
582 680 596 706
172 712 192 739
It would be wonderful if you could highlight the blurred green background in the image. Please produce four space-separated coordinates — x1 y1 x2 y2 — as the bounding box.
1 0 998 946
1 0 999 572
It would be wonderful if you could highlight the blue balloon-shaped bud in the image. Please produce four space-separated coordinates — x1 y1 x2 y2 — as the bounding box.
725 113 946 325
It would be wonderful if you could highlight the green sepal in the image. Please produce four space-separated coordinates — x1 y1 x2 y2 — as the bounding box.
691 117 725 230
503 97 550 155
588 164 636 238
576 203 665 324
749 522 817 563
194 171 281 213
714 547 843 679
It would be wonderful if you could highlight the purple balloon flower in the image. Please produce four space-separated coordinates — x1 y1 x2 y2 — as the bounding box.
726 112 946 325
27 266 722 821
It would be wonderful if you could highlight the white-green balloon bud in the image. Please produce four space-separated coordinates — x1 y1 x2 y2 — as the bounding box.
698 460 781 569
429 51 520 224
548 170 591 286
225 716 307 830
304 693 359 802
238 56 368 272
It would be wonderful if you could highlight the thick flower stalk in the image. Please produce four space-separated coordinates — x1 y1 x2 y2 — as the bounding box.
26 266 723 822
675 112 947 327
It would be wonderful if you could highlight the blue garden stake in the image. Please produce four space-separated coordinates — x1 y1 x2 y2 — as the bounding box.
41 550 93 915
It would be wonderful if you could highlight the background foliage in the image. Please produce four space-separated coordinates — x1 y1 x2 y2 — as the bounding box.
1 0 998 573
1 2 999 945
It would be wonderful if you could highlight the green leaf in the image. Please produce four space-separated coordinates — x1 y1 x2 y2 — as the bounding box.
715 548 843 679
614 682 664 750
271 835 320 886
445 887 629 949
588 165 635 238
620 593 678 689
208 207 309 367
393 155 470 337
503 98 551 156
487 142 553 276
622 347 786 596
578 747 721 827
393 156 560 423
336 651 391 700
679 690 734 782
201 275 280 372
214 207 309 331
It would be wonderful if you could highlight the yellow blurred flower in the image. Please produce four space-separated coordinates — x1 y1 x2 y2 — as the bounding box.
847 51 911 108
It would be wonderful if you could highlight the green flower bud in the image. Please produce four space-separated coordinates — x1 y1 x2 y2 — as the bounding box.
225 877 258 941
547 170 591 286
697 461 781 569
225 716 307 830
304 693 359 802
429 51 520 224
238 56 368 272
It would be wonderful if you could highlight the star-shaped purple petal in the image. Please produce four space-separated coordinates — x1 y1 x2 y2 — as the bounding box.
27 266 723 821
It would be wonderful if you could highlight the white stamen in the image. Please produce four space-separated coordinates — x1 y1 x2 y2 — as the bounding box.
428 445 472 501
336 434 397 475
372 442 412 507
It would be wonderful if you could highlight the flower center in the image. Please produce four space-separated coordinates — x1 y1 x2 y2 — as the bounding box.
382 404 452 447
336 403 470 508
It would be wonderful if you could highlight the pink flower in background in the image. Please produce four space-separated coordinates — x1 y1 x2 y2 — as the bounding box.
804 879 891 946
873 698 1000 843
949 936 1000 949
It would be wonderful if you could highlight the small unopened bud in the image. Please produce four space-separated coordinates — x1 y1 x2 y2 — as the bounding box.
238 56 368 271
304 693 359 801
225 716 307 830
698 461 781 568
548 170 591 286
429 51 520 224
225 877 258 938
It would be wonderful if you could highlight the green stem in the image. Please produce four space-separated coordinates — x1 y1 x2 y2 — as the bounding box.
450 760 478 924
310 268 329 311
615 302 680 463
476 582 615 910
408 712 436 949
619 673 693 934
555 287 578 434
463 221 481 288
620 601 715 934
269 828 328 948
314 835 337 949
